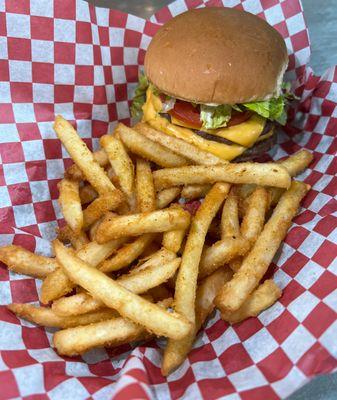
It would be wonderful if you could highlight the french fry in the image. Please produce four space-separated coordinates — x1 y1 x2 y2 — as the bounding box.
100 135 135 204
95 207 191 243
228 257 242 273
145 285 172 302
54 116 118 195
117 123 188 167
215 181 310 313
198 237 250 279
79 184 98 205
99 233 155 273
136 158 156 213
181 184 212 200
82 192 124 230
162 183 230 376
241 187 269 244
156 187 181 209
53 298 172 356
54 241 191 340
162 228 186 254
220 187 240 239
41 238 126 303
134 122 225 166
57 225 89 250
277 149 313 177
0 245 57 278
8 303 118 328
221 280 282 324
195 268 233 331
65 149 109 181
153 163 291 190
58 178 83 234
53 249 178 316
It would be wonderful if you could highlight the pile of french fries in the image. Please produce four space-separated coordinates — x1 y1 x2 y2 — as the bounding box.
0 115 313 375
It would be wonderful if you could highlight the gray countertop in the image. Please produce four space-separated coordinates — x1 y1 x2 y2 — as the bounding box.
87 1 337 398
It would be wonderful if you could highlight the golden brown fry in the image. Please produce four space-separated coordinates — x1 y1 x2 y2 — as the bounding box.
8 303 117 328
198 237 250 279
53 298 172 356
195 268 233 331
156 187 181 209
277 149 313 177
99 233 155 273
228 257 242 273
95 207 191 243
181 184 212 200
241 187 269 244
41 238 126 303
54 241 191 340
117 123 188 167
215 181 310 312
53 248 177 316
65 149 109 181
82 192 124 230
58 178 83 234
54 116 117 195
162 228 186 254
134 122 225 166
57 225 89 250
220 187 240 239
79 185 98 205
221 280 282 324
153 163 291 190
0 245 57 278
162 183 230 376
136 158 156 213
100 135 135 203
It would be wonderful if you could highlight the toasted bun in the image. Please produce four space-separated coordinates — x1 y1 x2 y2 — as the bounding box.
145 8 288 105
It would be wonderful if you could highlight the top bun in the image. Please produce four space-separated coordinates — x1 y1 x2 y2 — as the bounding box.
144 8 288 105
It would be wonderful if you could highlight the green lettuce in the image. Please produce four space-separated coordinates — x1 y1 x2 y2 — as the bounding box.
243 95 287 125
130 73 149 118
200 104 232 129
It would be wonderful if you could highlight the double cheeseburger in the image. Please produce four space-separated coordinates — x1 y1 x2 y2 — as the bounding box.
131 7 292 161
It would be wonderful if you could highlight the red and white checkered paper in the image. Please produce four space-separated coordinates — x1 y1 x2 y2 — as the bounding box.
0 0 336 398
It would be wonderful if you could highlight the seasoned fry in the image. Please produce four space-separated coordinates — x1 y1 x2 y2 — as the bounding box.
58 178 83 234
228 257 242 273
0 245 57 278
241 187 269 243
162 228 186 253
95 207 191 243
162 183 230 376
220 187 240 239
134 122 225 166
99 233 155 273
136 158 156 212
41 238 126 303
181 184 212 200
153 163 291 190
117 123 188 167
221 280 282 324
195 268 233 331
53 249 178 316
215 181 310 312
278 149 313 177
82 192 124 230
100 135 135 203
156 187 181 209
54 241 191 340
57 225 89 250
65 149 109 181
198 236 250 279
8 303 117 328
53 298 172 356
79 185 98 205
54 116 117 195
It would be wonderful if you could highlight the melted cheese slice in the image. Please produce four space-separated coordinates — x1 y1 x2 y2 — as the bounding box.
142 88 265 161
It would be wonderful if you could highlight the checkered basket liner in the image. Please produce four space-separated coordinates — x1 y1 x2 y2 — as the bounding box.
0 0 336 399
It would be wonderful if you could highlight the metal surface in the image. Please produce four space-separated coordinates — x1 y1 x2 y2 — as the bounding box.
86 1 337 398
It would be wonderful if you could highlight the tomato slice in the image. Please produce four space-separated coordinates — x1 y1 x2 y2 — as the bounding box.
169 100 202 129
169 100 252 129
227 110 252 127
